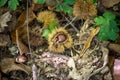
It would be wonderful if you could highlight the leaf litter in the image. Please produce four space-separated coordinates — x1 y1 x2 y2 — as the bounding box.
0 0 120 80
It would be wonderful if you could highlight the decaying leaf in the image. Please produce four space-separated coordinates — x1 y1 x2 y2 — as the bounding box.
17 8 36 26
16 30 29 55
108 43 120 54
0 34 11 46
11 8 36 43
67 58 82 79
102 0 120 8
73 0 97 20
0 11 12 32
1 58 31 74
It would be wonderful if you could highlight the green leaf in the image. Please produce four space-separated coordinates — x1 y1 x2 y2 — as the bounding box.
110 20 119 32
94 12 119 41
49 20 57 32
34 0 45 4
91 0 97 3
42 29 50 39
94 16 105 25
62 4 72 14
56 3 72 14
56 5 63 11
63 0 75 5
0 0 7 7
8 0 19 10
98 24 109 40
103 12 115 20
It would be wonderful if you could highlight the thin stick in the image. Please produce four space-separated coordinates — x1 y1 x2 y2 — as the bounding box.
16 30 22 55
26 0 32 56
64 17 79 33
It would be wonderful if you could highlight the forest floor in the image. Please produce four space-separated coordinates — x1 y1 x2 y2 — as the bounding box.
0 0 120 80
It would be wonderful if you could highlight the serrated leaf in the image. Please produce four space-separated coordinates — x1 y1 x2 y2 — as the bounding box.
63 0 75 5
94 12 119 41
0 0 7 7
98 24 109 40
42 29 50 39
56 3 73 14
55 5 63 11
8 0 19 10
62 4 73 14
94 16 105 25
110 20 119 32
109 30 118 41
103 12 115 20
34 0 45 4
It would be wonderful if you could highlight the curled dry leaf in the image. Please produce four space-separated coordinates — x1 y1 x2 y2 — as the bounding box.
0 11 12 32
73 0 97 20
0 58 31 74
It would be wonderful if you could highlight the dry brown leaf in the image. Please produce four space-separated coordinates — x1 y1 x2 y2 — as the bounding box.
11 8 36 43
80 27 100 56
32 1 44 11
108 43 120 54
15 30 29 54
0 58 31 74
11 25 28 43
17 8 36 26
0 11 12 32
102 0 120 8
73 0 97 20
17 40 29 55
0 34 11 46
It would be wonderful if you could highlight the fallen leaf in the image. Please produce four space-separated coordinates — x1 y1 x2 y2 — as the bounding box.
108 43 120 54
32 1 43 11
0 58 31 74
11 8 36 43
0 34 11 46
102 0 120 8
17 8 36 26
0 11 12 32
16 30 29 55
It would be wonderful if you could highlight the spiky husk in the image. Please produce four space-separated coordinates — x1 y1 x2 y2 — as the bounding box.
48 27 73 53
37 11 59 27
73 0 97 20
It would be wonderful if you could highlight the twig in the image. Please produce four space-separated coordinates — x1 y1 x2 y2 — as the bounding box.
16 30 22 55
64 17 79 33
26 0 32 56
